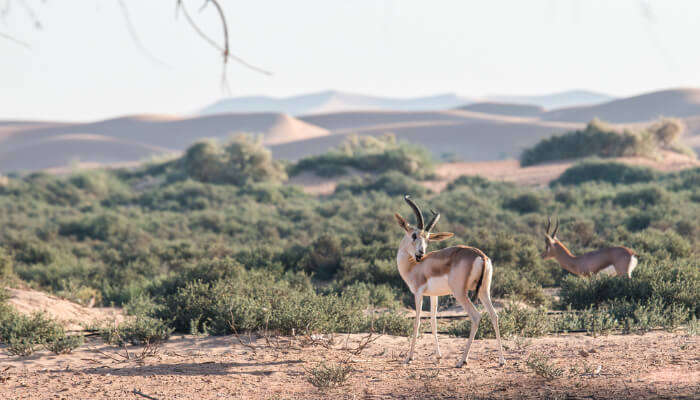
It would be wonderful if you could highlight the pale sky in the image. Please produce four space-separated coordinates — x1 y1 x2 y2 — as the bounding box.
1 0 699 121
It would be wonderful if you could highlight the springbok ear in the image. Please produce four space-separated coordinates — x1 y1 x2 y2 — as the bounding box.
394 213 411 232
428 232 454 242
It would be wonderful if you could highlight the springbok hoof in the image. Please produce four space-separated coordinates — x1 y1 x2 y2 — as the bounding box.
455 360 465 368
498 358 506 367
403 356 414 364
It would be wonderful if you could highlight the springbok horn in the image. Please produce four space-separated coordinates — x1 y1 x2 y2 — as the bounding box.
426 209 440 232
552 217 560 238
403 195 424 230
545 216 552 235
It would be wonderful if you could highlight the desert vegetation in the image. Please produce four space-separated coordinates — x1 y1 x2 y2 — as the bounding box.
521 118 695 166
0 135 698 358
290 134 435 178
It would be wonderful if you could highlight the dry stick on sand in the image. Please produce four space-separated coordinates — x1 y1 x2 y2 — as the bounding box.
133 389 160 400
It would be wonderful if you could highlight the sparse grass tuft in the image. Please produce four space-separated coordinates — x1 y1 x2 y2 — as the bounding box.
305 362 353 388
526 353 563 380
45 334 84 354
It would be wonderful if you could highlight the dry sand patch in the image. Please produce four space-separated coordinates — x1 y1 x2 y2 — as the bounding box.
1 331 697 399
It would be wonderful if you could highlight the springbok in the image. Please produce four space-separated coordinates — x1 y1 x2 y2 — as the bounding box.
394 195 505 368
542 217 638 278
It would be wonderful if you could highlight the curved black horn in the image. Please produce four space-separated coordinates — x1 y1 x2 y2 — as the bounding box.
403 195 424 230
552 217 560 237
426 209 440 232
545 216 552 235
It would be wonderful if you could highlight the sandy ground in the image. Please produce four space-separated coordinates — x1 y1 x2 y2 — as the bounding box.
5 288 123 331
1 330 697 399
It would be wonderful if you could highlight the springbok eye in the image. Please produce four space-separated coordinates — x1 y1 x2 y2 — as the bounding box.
412 233 417 240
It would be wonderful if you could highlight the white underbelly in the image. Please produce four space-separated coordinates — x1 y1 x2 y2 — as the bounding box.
599 265 616 276
422 275 451 296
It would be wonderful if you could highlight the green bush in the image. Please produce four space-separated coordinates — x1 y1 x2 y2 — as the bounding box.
503 193 544 214
0 248 12 278
448 303 552 339
614 187 668 208
291 134 435 179
100 316 173 346
45 334 84 354
334 171 428 197
559 261 698 317
551 161 658 186
0 303 72 357
180 135 287 185
521 119 655 166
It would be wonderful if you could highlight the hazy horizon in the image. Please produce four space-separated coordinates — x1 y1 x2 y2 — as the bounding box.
2 0 699 121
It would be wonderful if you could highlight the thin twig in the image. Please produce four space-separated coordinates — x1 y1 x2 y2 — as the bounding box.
176 0 271 80
0 31 30 48
18 0 41 29
117 0 171 68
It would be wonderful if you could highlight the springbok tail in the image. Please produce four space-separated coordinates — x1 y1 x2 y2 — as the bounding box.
628 255 638 278
470 256 490 304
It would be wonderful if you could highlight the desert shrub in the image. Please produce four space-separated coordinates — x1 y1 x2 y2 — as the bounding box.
0 304 69 356
551 161 658 186
364 312 411 336
521 119 654 166
446 175 493 191
306 362 353 388
526 353 563 380
291 134 434 179
614 187 668 208
334 171 428 197
448 303 552 339
100 316 173 346
181 140 224 182
559 261 698 317
503 193 543 214
649 118 685 148
298 234 343 280
45 335 84 354
0 248 12 278
180 136 287 185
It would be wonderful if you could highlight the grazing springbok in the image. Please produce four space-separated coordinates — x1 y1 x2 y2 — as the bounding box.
542 217 638 278
394 195 505 368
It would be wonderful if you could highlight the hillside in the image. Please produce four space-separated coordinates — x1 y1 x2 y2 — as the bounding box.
457 102 544 117
542 88 700 123
278 110 581 161
0 113 328 173
200 90 470 116
486 89 614 109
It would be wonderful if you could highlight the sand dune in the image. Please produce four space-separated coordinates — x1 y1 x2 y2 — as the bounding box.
5 287 122 331
0 113 328 173
542 88 700 123
457 102 544 117
200 90 470 116
486 89 614 109
275 111 582 161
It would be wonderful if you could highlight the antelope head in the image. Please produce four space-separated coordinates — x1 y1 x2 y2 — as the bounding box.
394 195 454 262
541 216 560 259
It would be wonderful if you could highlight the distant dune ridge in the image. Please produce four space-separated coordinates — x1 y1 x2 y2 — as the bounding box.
486 89 615 110
1 88 700 173
200 90 471 116
457 102 545 117
542 88 700 123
